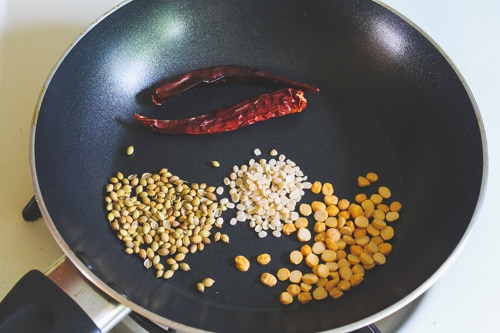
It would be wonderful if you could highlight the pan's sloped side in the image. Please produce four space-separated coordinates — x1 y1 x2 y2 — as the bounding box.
33 0 484 332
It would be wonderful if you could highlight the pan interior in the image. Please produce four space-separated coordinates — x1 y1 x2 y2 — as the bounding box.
33 0 483 332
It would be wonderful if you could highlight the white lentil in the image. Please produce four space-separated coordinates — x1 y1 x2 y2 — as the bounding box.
226 150 308 238
272 230 282 237
230 192 240 203
302 182 312 190
254 148 262 156
236 211 247 222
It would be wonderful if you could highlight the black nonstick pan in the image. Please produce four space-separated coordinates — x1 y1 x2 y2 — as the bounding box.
3 0 486 332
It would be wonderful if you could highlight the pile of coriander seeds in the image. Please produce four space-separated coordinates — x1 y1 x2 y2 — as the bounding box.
104 168 230 279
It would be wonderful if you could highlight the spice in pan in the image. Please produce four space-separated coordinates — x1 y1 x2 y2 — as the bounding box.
197 277 216 293
279 291 294 305
104 168 229 280
105 148 402 304
256 253 272 265
126 145 135 156
151 65 320 106
202 277 216 287
227 171 402 305
223 148 311 238
134 88 309 135
260 272 278 287
272 174 402 305
234 255 251 272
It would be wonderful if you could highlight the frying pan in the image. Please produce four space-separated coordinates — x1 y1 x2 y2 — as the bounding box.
4 0 487 332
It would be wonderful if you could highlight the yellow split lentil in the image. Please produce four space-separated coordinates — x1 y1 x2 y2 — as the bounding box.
289 270 303 284
260 272 278 287
277 268 291 281
357 176 370 187
280 291 294 305
297 291 313 304
299 203 312 216
257 253 272 265
365 172 379 183
290 250 304 265
235 255 250 272
311 181 322 194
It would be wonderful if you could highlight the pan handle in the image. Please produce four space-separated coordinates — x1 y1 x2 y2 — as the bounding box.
22 196 42 222
0 270 101 333
0 257 131 333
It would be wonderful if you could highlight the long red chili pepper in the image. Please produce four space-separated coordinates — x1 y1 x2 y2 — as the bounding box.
152 65 320 105
134 88 308 135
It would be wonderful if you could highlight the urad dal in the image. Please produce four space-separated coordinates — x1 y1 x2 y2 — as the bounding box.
223 149 311 238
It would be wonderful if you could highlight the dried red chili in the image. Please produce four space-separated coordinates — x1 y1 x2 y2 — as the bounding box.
134 88 308 135
152 65 320 105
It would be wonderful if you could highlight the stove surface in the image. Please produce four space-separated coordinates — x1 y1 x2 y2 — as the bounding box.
1 1 498 332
